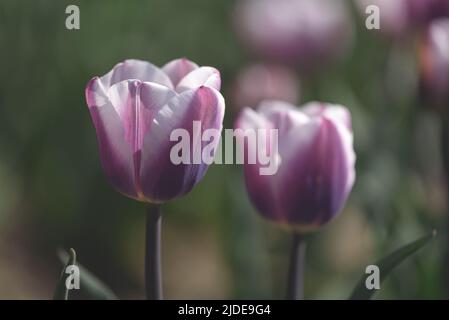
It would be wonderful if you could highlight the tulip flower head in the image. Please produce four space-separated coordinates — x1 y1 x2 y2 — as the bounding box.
85 58 225 203
419 18 449 107
235 101 355 232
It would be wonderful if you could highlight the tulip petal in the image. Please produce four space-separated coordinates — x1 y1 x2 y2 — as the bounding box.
257 100 309 135
162 58 199 87
235 107 271 131
104 59 174 89
85 76 109 108
107 80 176 154
85 78 137 199
236 101 355 232
422 19 449 100
277 117 355 229
140 86 225 202
240 114 322 227
235 108 279 218
176 67 221 93
322 106 352 130
302 102 352 130
107 80 176 198
235 107 276 169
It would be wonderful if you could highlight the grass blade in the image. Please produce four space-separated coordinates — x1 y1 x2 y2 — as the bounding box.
53 248 76 300
58 249 118 300
349 231 436 300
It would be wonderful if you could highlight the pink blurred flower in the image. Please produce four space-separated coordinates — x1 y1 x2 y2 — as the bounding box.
355 0 449 36
232 64 300 111
85 58 225 203
235 101 355 232
356 0 410 36
408 0 449 26
419 18 449 106
234 0 353 69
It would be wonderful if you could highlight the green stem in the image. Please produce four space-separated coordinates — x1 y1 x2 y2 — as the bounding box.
286 232 306 300
440 115 449 298
145 203 162 300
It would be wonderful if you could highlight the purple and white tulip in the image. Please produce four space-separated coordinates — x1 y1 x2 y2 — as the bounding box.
235 101 356 232
85 58 225 203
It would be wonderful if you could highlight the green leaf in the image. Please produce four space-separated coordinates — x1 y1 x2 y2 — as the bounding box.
349 231 436 300
53 248 76 300
58 250 118 300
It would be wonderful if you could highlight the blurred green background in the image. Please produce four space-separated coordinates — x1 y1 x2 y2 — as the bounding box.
0 0 444 299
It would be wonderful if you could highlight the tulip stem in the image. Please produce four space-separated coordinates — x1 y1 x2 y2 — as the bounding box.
286 232 306 300
145 203 163 300
440 115 449 298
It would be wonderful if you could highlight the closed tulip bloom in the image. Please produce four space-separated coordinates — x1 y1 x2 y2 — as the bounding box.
235 101 355 232
419 18 449 106
85 58 225 203
232 64 300 111
234 0 353 69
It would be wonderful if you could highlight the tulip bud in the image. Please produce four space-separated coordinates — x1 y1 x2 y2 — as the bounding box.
234 0 353 70
235 101 356 232
85 58 225 203
419 18 449 108
231 64 300 112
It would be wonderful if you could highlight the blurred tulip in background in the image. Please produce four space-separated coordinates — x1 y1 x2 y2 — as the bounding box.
231 64 300 112
235 101 356 232
408 0 449 27
355 0 449 37
355 0 410 36
419 18 449 107
234 0 353 70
